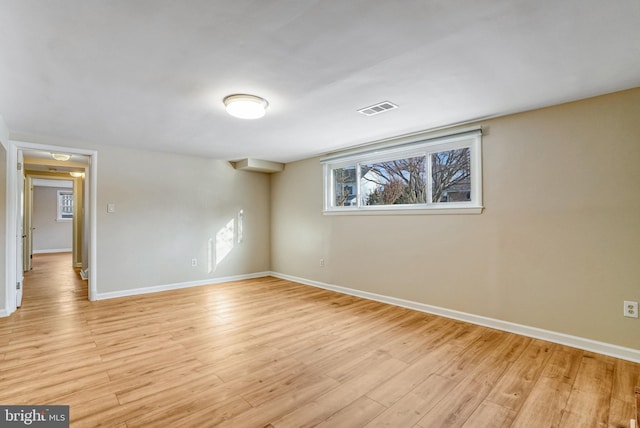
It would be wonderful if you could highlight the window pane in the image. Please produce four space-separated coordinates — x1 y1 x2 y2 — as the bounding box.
62 194 73 215
333 166 357 206
360 157 426 206
57 191 74 220
431 148 471 203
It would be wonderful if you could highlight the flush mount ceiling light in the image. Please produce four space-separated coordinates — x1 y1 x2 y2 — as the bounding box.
69 171 84 178
223 94 269 119
51 153 71 161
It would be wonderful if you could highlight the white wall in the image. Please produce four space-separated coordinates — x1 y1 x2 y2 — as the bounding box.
0 115 8 150
0 137 271 307
0 115 7 312
95 144 271 294
32 186 73 252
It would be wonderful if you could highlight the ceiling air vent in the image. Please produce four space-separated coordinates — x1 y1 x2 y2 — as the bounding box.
357 101 398 116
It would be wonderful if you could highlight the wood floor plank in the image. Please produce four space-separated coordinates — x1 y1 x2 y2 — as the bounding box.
315 396 386 428
269 356 408 428
365 374 455 427
416 333 529 427
559 353 616 427
6 371 112 405
376 316 463 364
240 364 333 408
365 342 461 408
67 393 121 426
483 340 554 412
215 375 340 428
129 396 252 428
506 344 583 428
416 360 511 427
511 376 573 428
1 253 638 427
113 359 214 405
607 359 640 428
461 401 516 428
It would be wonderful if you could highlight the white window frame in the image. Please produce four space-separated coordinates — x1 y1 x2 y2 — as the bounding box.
322 129 483 215
56 190 74 221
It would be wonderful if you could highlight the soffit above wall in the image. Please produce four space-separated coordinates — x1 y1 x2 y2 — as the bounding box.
233 158 284 173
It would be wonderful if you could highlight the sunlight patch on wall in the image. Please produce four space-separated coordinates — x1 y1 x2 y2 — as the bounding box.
210 210 245 272
215 218 235 266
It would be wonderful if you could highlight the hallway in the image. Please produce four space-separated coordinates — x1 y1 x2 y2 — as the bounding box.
18 252 88 318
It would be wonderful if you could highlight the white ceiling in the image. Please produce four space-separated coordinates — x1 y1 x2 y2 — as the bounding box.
0 1 638 163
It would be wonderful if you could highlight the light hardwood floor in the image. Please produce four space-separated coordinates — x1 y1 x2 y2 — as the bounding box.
1 253 638 427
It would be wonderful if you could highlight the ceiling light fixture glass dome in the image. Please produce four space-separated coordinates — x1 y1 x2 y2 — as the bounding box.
51 153 71 161
223 94 269 119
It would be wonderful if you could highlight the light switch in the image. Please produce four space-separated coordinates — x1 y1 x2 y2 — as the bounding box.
107 203 116 213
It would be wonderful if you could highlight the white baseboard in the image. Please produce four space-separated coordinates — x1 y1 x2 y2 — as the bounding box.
94 271 271 301
49 267 640 363
0 307 8 318
33 248 72 254
269 272 640 364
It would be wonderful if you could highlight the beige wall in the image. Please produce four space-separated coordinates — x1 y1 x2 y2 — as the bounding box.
270 88 640 350
32 186 73 252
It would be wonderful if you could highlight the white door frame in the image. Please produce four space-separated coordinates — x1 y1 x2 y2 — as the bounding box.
16 150 24 307
5 140 98 314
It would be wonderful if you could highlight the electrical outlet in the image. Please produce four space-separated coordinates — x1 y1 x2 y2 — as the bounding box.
623 301 638 318
191 258 197 267
319 258 325 267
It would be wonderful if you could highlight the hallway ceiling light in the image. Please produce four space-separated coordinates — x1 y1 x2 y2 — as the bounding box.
51 153 71 161
223 94 269 119
69 171 84 178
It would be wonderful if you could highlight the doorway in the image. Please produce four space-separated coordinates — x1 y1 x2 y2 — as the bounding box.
5 140 97 315
23 176 75 307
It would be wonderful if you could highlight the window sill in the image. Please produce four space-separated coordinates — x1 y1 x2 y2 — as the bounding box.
323 206 484 216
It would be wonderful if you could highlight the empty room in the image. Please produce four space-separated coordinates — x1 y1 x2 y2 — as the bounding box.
0 1 639 427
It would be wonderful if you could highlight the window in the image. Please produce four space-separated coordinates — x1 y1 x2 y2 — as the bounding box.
333 166 357 206
322 129 482 214
57 190 73 221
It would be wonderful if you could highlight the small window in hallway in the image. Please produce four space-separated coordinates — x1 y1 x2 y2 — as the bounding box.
57 190 73 221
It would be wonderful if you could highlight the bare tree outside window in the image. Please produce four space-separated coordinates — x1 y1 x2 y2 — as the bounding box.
361 157 426 205
431 148 471 203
